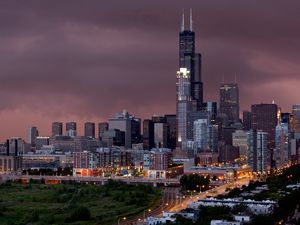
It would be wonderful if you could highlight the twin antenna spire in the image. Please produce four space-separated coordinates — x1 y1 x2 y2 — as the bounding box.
181 8 193 32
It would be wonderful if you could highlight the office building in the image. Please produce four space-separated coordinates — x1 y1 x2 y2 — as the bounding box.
193 119 209 150
101 129 125 147
292 105 300 132
84 122 96 138
108 110 141 149
251 103 278 150
98 122 108 140
66 122 77 137
35 136 50 149
28 126 39 146
247 130 270 172
179 9 203 110
232 130 249 157
219 83 239 124
52 122 63 136
242 111 252 130
176 68 191 148
165 114 177 150
143 119 155 150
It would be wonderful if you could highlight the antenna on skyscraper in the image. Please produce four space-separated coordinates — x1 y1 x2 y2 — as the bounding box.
181 9 185 32
189 8 193 31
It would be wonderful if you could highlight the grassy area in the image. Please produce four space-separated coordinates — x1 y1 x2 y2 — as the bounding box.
0 180 161 225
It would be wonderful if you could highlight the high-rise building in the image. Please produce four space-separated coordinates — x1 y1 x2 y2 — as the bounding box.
98 122 108 140
66 122 77 137
251 103 278 150
176 68 191 148
143 119 155 150
84 122 95 138
232 130 249 157
165 115 177 150
292 105 300 133
247 130 270 172
52 122 63 136
28 126 39 146
108 110 141 149
219 83 239 124
275 110 290 167
193 119 209 150
179 9 203 110
242 111 252 130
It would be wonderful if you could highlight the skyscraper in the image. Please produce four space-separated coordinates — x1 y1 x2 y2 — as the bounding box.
292 105 300 133
52 122 63 136
179 9 203 110
28 126 39 146
108 110 141 149
242 111 252 130
84 122 95 138
176 68 191 148
251 103 278 150
98 122 108 140
219 83 239 124
66 122 77 137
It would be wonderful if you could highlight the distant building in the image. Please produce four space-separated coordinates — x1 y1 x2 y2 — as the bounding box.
52 122 63 136
35 136 50 149
242 111 252 130
292 104 300 133
219 83 239 124
251 103 278 150
176 68 192 148
247 130 270 172
101 129 125 147
165 114 177 150
232 130 249 157
84 122 95 138
193 119 209 150
28 126 39 146
108 110 141 149
0 155 22 173
66 122 77 137
143 119 155 150
98 122 108 140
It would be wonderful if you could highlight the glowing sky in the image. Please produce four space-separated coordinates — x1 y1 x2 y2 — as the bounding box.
0 0 300 141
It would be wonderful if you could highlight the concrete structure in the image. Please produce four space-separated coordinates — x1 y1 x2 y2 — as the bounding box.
0 156 22 173
232 130 249 157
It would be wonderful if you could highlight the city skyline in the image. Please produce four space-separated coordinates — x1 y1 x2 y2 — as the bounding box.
1 1 300 140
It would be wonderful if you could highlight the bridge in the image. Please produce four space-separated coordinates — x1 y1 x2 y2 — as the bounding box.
0 174 181 187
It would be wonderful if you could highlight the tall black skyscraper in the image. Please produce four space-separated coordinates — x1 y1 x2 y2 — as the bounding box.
179 9 203 110
177 10 203 149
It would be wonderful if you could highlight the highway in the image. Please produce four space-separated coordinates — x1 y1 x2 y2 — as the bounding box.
121 177 251 225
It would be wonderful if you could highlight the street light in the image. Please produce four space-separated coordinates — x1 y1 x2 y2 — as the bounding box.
117 217 126 225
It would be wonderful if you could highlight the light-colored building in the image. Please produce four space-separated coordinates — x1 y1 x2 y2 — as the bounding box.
232 130 249 157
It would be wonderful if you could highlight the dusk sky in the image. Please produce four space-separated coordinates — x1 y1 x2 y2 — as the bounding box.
0 1 300 141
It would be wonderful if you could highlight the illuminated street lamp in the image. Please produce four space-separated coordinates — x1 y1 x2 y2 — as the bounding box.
117 217 126 225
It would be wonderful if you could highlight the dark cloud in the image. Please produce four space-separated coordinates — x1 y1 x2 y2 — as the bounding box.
0 0 300 139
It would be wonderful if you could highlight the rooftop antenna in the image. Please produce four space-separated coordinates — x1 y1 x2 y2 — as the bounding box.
189 8 193 31
181 9 185 32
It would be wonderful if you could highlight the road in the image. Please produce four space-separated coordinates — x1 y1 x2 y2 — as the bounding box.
120 177 251 224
